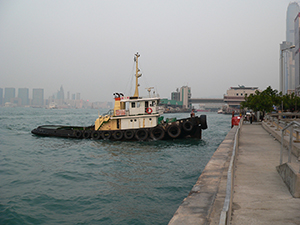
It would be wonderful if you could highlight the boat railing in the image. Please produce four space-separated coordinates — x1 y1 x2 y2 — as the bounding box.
102 109 114 116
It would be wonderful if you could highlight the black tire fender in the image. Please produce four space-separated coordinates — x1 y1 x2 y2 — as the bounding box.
200 115 208 130
150 126 165 140
102 131 111 140
135 129 148 141
83 131 91 139
113 130 123 140
91 131 101 139
167 124 181 138
124 130 135 140
182 120 193 132
74 130 82 138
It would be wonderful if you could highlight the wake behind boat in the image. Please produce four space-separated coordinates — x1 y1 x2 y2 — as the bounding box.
31 53 208 141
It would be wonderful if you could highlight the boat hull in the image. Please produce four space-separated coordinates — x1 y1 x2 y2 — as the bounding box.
31 116 207 141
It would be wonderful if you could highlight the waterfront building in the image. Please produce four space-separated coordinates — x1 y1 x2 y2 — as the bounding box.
4 87 15 104
180 86 191 109
0 88 3 105
32 88 44 106
18 88 29 106
11 97 22 106
223 86 258 108
171 88 180 101
76 93 80 100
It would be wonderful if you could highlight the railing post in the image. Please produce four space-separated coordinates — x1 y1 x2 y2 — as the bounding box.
275 118 280 131
284 122 288 136
270 116 275 127
281 129 284 165
267 115 271 125
294 130 300 143
289 126 293 163
279 120 300 166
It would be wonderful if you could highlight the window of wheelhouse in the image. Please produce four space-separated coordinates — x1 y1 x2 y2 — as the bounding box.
131 102 135 108
150 101 156 106
145 101 149 108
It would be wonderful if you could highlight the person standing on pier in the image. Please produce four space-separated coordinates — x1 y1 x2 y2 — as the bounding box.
191 109 195 117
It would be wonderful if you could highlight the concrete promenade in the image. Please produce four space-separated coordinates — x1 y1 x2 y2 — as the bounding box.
231 123 300 225
169 122 300 224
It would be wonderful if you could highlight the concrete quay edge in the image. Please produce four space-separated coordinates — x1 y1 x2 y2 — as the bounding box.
168 126 238 225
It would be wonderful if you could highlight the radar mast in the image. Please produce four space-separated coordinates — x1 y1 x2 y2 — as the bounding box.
133 52 142 97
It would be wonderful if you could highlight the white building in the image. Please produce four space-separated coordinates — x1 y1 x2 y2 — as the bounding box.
180 86 191 109
223 86 258 108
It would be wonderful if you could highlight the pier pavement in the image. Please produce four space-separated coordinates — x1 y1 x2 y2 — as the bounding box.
231 123 300 225
169 122 300 225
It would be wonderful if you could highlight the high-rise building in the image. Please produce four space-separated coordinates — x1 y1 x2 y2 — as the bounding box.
180 86 191 109
295 12 300 95
32 88 44 106
281 2 299 94
4 87 15 104
0 88 3 105
280 41 295 94
171 88 180 101
287 2 300 44
18 88 29 106
57 85 64 100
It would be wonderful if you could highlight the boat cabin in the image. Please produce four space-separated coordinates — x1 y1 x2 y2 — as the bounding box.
94 52 161 131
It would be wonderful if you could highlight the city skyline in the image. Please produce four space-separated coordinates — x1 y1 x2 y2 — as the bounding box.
0 86 82 102
0 86 112 108
0 0 291 102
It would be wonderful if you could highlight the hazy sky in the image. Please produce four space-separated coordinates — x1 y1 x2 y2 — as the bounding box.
0 0 292 102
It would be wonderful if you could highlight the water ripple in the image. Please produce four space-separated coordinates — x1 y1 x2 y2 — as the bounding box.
0 108 230 224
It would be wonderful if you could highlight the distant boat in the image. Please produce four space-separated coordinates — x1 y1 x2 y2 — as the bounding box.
197 109 211 112
32 53 208 141
48 102 58 109
196 104 210 112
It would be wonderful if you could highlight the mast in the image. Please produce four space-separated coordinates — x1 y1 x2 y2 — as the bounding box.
133 52 142 97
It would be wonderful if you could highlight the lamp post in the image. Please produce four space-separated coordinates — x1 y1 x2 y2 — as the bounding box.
280 45 295 95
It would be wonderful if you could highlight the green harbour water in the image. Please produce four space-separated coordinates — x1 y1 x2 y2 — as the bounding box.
0 107 231 224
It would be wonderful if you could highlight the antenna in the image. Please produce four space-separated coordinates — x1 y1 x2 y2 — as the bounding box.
146 87 154 97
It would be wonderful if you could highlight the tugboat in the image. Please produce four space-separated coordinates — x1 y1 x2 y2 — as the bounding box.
31 53 208 141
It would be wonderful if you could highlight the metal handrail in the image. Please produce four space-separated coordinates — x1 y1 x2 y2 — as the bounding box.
280 121 300 166
219 118 243 225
